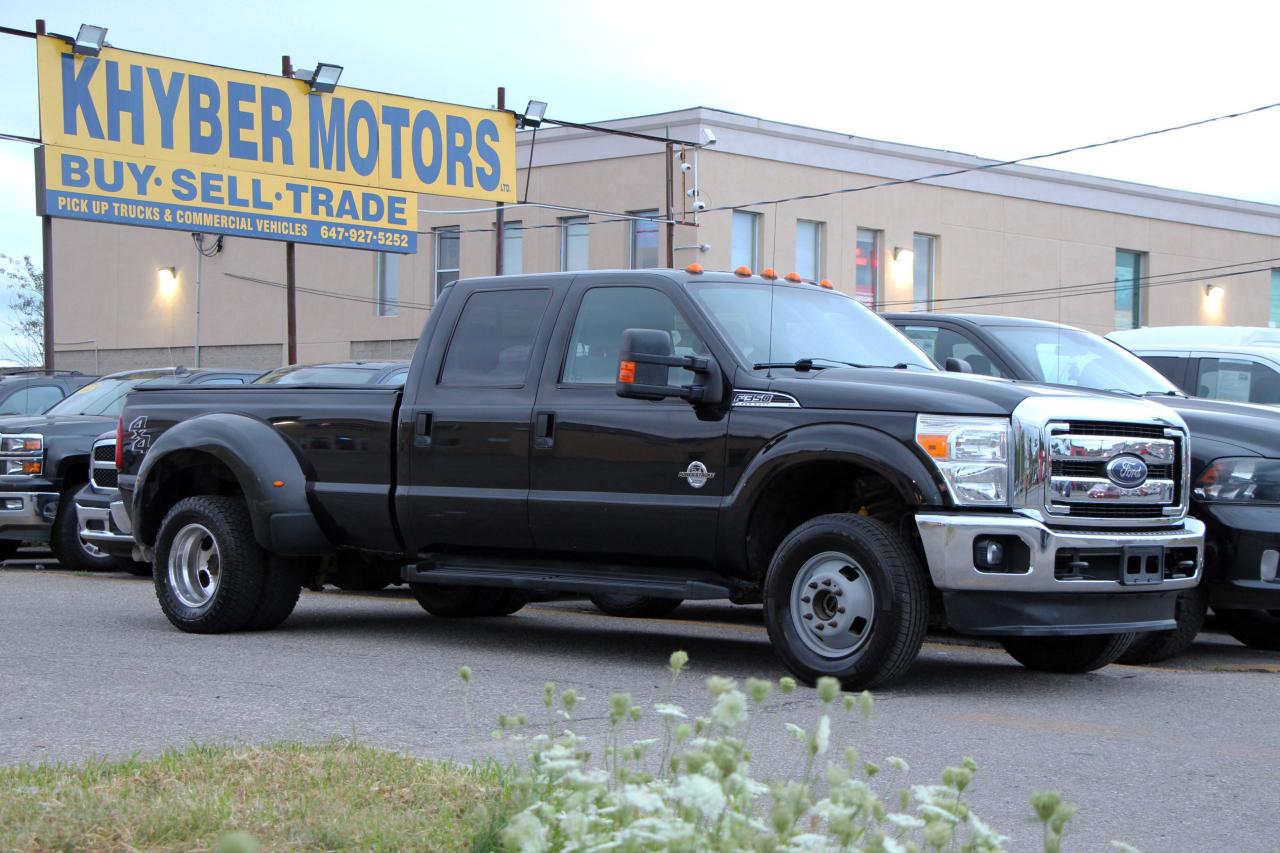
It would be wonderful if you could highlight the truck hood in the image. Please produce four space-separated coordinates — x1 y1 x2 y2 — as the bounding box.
772 368 1130 416
1155 395 1280 468
0 414 115 438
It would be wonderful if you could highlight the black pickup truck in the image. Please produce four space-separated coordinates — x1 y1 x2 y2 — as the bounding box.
887 312 1280 658
118 269 1205 688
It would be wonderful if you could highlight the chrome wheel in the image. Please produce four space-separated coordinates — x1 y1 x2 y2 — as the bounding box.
79 536 105 559
790 550 876 658
168 523 221 610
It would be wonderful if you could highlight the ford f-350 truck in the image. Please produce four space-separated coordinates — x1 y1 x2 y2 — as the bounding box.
117 269 1204 688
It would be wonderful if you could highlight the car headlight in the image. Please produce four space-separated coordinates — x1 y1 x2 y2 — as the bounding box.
916 415 1010 506
1 436 41 453
1193 457 1280 503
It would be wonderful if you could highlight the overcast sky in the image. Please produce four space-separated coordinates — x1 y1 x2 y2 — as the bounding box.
2 0 1279 353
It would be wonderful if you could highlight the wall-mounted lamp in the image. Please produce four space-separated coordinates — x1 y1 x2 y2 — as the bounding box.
1205 283 1224 301
295 63 343 93
893 247 914 262
73 24 107 56
157 266 178 299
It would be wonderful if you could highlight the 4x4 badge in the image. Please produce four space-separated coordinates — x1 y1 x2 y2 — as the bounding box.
678 461 716 489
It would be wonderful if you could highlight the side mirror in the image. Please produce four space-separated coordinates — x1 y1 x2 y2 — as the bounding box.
616 328 723 406
944 357 973 374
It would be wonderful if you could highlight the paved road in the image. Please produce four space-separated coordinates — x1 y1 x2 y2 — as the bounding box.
3 564 1277 851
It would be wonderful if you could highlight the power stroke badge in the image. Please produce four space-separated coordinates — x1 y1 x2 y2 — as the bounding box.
678 461 716 489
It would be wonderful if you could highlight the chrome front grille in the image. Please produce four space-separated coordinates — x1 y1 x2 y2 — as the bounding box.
90 438 117 490
1046 422 1182 520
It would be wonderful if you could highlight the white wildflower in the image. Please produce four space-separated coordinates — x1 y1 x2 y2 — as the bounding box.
502 810 549 853
881 837 909 853
711 689 749 728
785 722 807 741
885 756 909 772
782 832 839 852
670 774 727 820
620 785 665 813
654 702 687 720
1110 844 1143 853
887 813 926 830
813 714 830 755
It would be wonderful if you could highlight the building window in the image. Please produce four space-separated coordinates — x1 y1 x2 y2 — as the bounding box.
912 233 936 310
731 210 760 270
1271 269 1280 328
560 216 589 271
630 210 661 269
855 228 881 307
1115 249 1144 329
375 252 400 317
796 220 824 281
434 226 460 297
503 221 522 275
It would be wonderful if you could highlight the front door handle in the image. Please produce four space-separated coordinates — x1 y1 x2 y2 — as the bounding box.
414 411 433 447
534 411 555 450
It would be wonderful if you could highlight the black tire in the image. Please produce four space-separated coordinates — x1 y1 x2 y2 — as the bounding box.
410 584 502 618
51 486 116 572
589 593 682 618
247 556 305 630
153 496 266 633
1216 608 1280 651
763 513 928 690
114 557 152 577
1000 633 1135 673
1117 586 1208 664
333 577 391 592
487 589 530 617
0 540 20 563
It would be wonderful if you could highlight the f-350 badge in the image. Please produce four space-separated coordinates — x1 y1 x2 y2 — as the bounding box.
678 461 715 489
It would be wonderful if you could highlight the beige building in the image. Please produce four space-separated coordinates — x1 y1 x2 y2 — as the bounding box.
50 107 1280 372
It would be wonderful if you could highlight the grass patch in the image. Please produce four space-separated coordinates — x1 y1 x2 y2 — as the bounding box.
0 740 512 852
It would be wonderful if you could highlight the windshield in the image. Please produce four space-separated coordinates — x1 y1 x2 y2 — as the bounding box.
689 283 933 370
44 377 151 417
990 326 1180 395
254 366 381 385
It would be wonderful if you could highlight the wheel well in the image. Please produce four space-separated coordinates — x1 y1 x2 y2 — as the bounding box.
57 457 88 492
745 461 913 581
139 450 243 545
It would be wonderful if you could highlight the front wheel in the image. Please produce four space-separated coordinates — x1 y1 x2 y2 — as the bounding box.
1117 586 1208 664
1215 608 1280 651
763 513 928 690
1000 633 1135 673
589 593 682 618
52 487 116 572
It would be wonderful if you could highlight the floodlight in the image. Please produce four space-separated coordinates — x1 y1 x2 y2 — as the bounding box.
519 100 548 129
74 24 107 56
297 63 343 93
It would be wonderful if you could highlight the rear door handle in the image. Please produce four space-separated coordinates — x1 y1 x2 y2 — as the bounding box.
534 412 555 450
414 411 433 447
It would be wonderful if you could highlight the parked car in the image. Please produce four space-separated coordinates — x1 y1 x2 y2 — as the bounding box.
1105 334 1280 408
253 361 409 386
118 269 1203 689
887 312 1280 657
0 367 260 571
0 369 97 415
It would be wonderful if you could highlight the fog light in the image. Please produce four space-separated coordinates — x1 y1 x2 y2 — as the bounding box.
2 498 23 511
974 537 1005 570
1262 550 1278 583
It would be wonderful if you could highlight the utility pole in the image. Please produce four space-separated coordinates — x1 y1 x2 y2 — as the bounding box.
36 19 53 373
495 86 505 275
281 55 297 364
665 141 675 269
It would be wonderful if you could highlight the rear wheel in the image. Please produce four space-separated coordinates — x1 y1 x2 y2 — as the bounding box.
1117 586 1208 664
153 496 267 633
115 557 153 577
589 593 682 618
52 486 116 572
1000 633 1135 673
411 584 525 617
763 513 928 690
1215 608 1280 651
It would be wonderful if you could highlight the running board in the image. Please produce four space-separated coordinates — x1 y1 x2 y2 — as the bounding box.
401 556 735 601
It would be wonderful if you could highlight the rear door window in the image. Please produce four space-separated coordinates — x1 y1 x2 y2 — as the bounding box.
0 384 65 414
1195 358 1280 404
440 289 551 387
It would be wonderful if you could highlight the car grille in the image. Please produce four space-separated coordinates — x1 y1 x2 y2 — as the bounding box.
90 438 117 490
1046 421 1182 520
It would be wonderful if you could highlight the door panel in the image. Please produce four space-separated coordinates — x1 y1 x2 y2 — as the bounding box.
530 278 728 562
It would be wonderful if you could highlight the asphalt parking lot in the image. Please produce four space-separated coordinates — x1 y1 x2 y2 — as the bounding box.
2 558 1277 852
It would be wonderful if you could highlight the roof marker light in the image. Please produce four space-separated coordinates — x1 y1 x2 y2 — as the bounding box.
734 266 752 277
819 279 835 289
761 268 778 280
685 263 704 274
784 272 802 283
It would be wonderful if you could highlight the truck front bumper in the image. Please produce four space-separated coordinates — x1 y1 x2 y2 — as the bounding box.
0 491 59 543
1201 504 1280 610
915 513 1205 636
75 489 135 560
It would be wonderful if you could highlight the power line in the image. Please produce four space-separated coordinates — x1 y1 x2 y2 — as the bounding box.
225 272 433 311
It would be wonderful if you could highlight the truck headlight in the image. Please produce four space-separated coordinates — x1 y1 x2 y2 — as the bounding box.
1193 457 1280 503
4 459 41 476
916 415 1010 506
1 436 41 453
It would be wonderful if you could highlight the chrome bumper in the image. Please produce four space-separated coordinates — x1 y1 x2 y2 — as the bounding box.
76 498 134 546
915 513 1204 593
0 491 59 530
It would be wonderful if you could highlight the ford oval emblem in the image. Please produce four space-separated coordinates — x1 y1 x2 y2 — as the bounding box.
1106 454 1149 488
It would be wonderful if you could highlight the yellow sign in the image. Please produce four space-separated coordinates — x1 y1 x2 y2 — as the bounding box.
35 35 518 251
